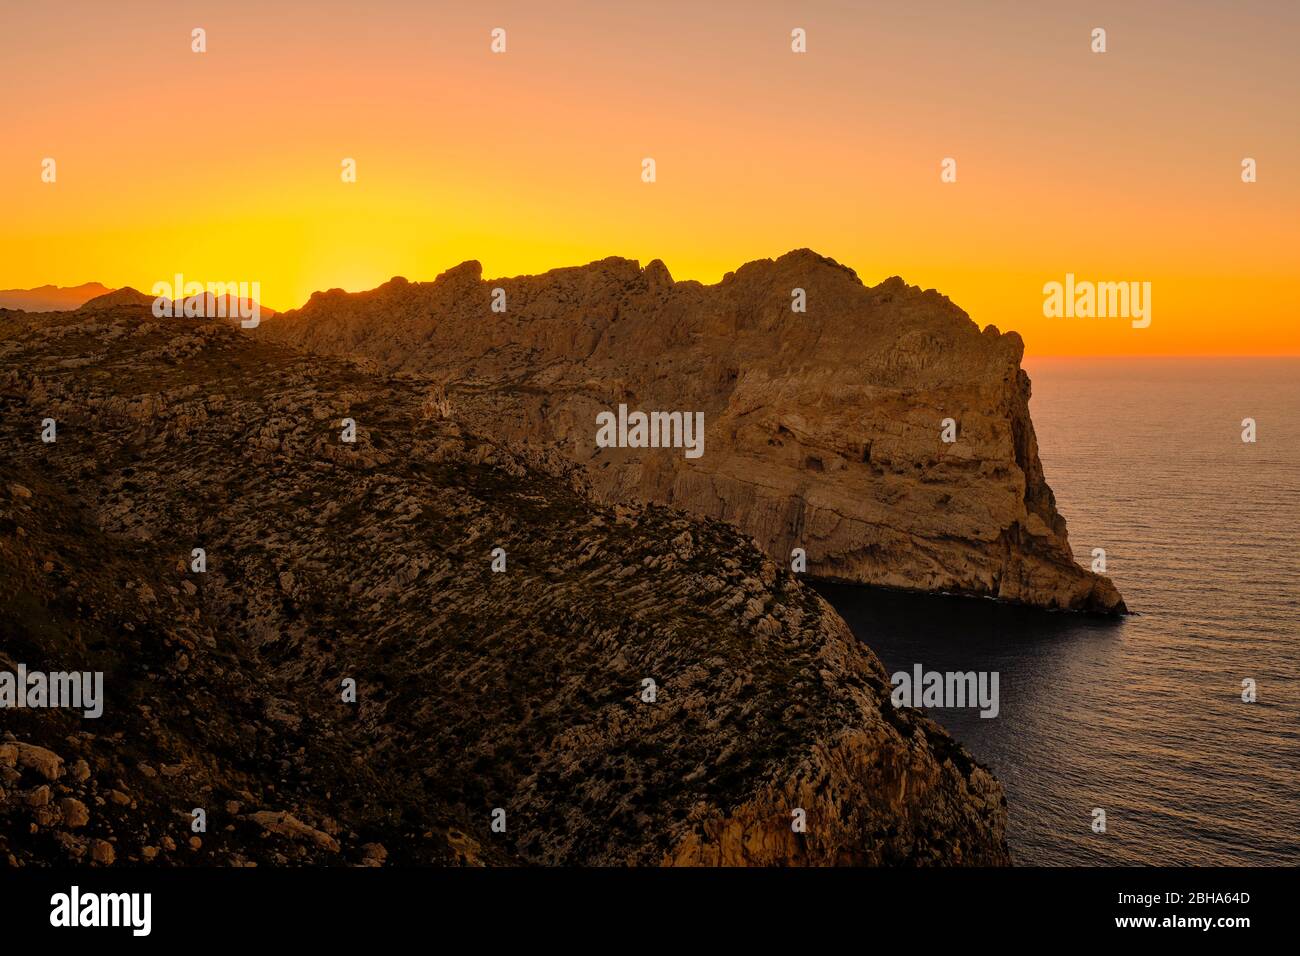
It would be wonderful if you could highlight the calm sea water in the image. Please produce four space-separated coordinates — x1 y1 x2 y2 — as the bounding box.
818 358 1300 865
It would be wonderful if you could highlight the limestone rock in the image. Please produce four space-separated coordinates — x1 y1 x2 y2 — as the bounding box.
15 743 63 781
248 811 340 853
90 839 115 865
262 250 1123 612
60 798 90 828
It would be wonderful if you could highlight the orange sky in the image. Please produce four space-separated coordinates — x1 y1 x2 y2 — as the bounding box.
2 0 1297 356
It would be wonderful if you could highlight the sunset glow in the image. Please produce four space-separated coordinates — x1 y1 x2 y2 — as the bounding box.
2 0 1296 355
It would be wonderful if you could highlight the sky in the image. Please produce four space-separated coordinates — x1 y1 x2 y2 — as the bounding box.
1 0 1297 356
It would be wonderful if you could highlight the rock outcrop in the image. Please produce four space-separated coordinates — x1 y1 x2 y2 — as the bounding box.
260 250 1124 613
0 305 1009 866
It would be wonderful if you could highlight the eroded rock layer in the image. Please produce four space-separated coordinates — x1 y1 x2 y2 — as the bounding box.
261 250 1124 613
0 307 1008 866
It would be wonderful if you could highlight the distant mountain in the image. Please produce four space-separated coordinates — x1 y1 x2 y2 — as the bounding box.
174 291 278 320
0 282 113 312
77 287 276 320
0 284 276 319
77 286 154 311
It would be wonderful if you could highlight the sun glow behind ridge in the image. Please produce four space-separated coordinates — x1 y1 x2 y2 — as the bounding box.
1 0 1297 355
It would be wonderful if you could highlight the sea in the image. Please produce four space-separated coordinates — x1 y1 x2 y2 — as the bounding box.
818 358 1299 865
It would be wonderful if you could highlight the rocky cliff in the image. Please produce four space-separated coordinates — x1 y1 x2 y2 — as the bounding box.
0 305 1009 866
261 250 1124 613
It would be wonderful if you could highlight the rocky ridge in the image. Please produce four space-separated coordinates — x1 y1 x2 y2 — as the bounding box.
260 250 1124 614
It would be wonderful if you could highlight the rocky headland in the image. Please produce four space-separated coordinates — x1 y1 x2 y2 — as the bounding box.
260 250 1124 614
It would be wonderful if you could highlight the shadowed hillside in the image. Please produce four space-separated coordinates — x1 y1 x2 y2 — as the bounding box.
0 304 1009 866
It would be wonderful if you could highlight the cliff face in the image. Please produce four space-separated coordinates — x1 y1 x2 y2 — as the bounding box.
262 250 1124 613
0 306 1008 866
